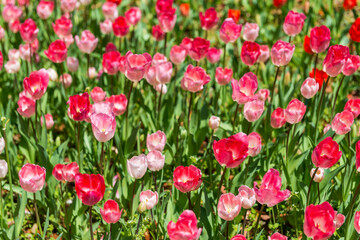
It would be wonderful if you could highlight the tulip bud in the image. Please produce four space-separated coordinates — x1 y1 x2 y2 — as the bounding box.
0 160 8 178
208 116 220 130
301 77 319 99
138 201 147 213
127 155 148 179
47 68 58 82
310 168 325 183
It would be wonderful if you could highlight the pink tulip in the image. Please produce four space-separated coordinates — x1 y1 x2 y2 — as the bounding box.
152 53 167 65
75 30 98 54
9 19 20 33
206 48 222 64
258 45 270 63
17 96 36 118
310 167 325 183
140 190 159 209
19 163 46 193
60 74 72 88
90 87 106 103
219 18 242 43
208 116 220 130
237 185 256 209
127 154 148 179
63 34 74 48
170 45 187 65
323 45 350 77
231 235 247 240
180 37 192 52
268 233 288 240
158 9 177 33
173 165 203 193
125 51 152 82
100 199 123 224
199 7 219 30
102 2 118 21
331 110 354 135
90 112 116 142
181 65 210 93
271 40 295 67
355 211 360 233
243 22 259 41
66 57 79 72
53 15 72 38
125 7 141 26
52 164 64 181
152 25 165 41
344 98 360 118
283 10 306 37
105 94 128 116
60 0 77 13
244 100 264 122
285 99 306 124
19 18 38 44
253 168 290 207
300 77 319 99
312 137 342 169
310 25 331 53
0 27 4 40
5 60 20 73
147 130 166 152
217 193 241 221
37 1 54 19
2 4 22 23
8 49 20 61
255 89 270 102
19 44 31 61
248 132 262 156
40 113 54 129
44 40 67 63
188 37 210 62
323 124 331 134
241 41 260 66
215 67 233 85
231 72 258 104
100 20 113 34
147 150 165 171
343 55 360 76
62 162 79 182
155 61 173 84
167 210 202 240
23 69 49 100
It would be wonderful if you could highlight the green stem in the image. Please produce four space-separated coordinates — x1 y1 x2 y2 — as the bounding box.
157 84 163 127
253 204 265 237
187 93 193 130
77 122 82 172
130 179 137 216
223 43 227 68
125 82 134 138
306 167 319 206
100 142 105 175
269 66 281 108
232 104 239 134
345 179 360 234
34 193 43 236
218 167 227 195
313 53 318 77
89 206 94 240
0 179 2 224
2 129 14 215
314 77 330 141
331 74 345 118
187 192 192 210
225 221 229 240
242 209 248 235
135 213 142 235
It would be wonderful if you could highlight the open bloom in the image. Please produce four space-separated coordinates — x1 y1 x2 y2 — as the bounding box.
310 26 331 53
125 7 141 26
147 150 165 171
127 154 148 179
300 77 319 99
218 193 241 221
215 67 233 85
167 210 202 240
40 113 54 129
219 18 242 43
241 41 260 66
312 137 342 168
310 167 325 183
331 110 354 135
304 202 344 240
323 45 350 77
254 168 290 207
44 40 67 63
140 190 158 209
112 16 129 37
60 0 76 13
283 10 306 36
100 199 123 224
271 40 295 67
125 51 152 82
188 37 210 62
199 7 219 30
147 130 166 152
75 30 98 54
244 100 264 122
90 112 116 142
237 185 256 209
231 72 258 104
75 173 105 206
173 165 202 193
19 18 38 43
105 94 128 116
67 93 91 121
23 69 49 100
344 99 360 118
17 96 36 118
285 99 306 124
343 55 360 76
19 163 46 193
37 0 54 19
213 132 249 168
243 22 258 41
181 65 210 93
53 15 72 37
248 132 262 156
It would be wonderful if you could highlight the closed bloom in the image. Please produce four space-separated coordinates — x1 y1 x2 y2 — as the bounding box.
60 0 76 13
125 51 152 82
8 49 20 61
67 92 91 121
100 199 123 224
100 20 113 34
147 130 166 152
310 26 331 53
344 0 357 9
44 40 67 63
60 74 72 88
271 40 295 67
219 18 242 43
312 137 342 168
331 110 354 135
231 72 258 104
66 57 79 72
285 99 306 124
323 45 350 77
53 15 72 38
253 168 290 207
273 0 287 7
62 162 79 182
155 61 173 84
181 65 210 93
304 35 314 54
244 100 264 122
40 113 54 129
140 190 158 209
231 235 247 240
75 30 98 54
179 3 190 16
19 44 31 61
243 22 259 41
90 112 116 142
102 2 118 21
152 25 165 41
199 7 219 30
268 233 287 240
355 211 360 233
167 210 202 240
228 9 241 23
206 48 222 64
125 7 141 26
19 18 38 43
283 10 306 37
75 173 105 206
237 185 256 209
218 193 241 221
343 55 360 76
19 163 46 193
173 165 202 193
215 67 233 85
37 0 54 19
102 51 121 75
258 45 270 63
2 4 22 23
127 154 148 179
309 68 328 90
344 98 360 118
170 45 187 65
105 94 128 116
255 89 270 102
350 18 360 43
90 87 106 103
113 16 129 37
158 9 177 33
188 37 210 62
241 41 260 66
208 116 220 130
213 132 249 168
304 202 343 240
147 150 165 171
180 37 193 52
0 160 8 179
17 96 36 118
248 132 262 156
310 167 325 183
52 164 64 181
301 77 319 99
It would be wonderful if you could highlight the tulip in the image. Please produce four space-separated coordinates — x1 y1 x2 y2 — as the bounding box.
67 92 91 121
155 0 173 15
243 22 259 41
215 67 233 85
217 193 241 221
100 20 113 34
181 65 210 93
37 0 54 19
8 49 20 61
255 89 270 102
322 45 350 77
237 185 256 209
310 168 325 183
19 44 31 61
152 25 165 41
331 110 354 135
147 150 165 171
5 60 20 73
40 113 54 129
199 7 219 30
127 154 148 179
179 3 190 16
304 202 343 239
63 34 74 48
125 7 141 26
0 26 4 41
304 35 314 54
231 72 258 104
19 163 46 193
17 96 36 118
228 9 241 23
90 112 116 142
253 168 290 207
47 68 58 82
170 45 187 65
167 210 202 240
258 45 270 63
62 162 79 182
350 18 360 43
219 18 242 43
300 77 319 99
355 211 360 233
75 173 105 206
52 164 64 181
158 9 177 33
9 19 20 33
188 37 210 62
125 51 152 82
146 130 166 152
60 74 72 88
231 235 247 240
100 199 123 224
105 94 128 116
247 132 262 156
0 160 8 179
241 41 260 66
344 99 360 118
244 100 264 122
283 10 306 37
206 48 222 64
309 68 328 90
310 26 331 53
344 0 358 10
173 165 202 193
180 37 193 52
208 116 220 131
312 137 342 168
19 19 38 44
102 51 121 75
44 40 67 63
112 16 129 37
152 52 167 65
271 40 295 67
53 15 72 38
343 55 360 76
268 233 288 240
90 87 106 103
2 5 22 23
75 30 98 54
284 99 306 124
155 61 173 84
60 0 76 13
273 0 287 7
102 2 118 21
140 190 159 209
213 132 249 168
0 138 4 153
66 57 79 72
23 69 49 100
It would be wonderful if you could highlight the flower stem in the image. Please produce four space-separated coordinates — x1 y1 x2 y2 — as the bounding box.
100 142 105 175
125 82 134 138
306 167 319 205
130 179 137 216
187 192 192 210
187 93 193 130
313 53 318 77
225 221 229 240
34 193 43 236
331 74 345 118
232 104 239 134
218 167 227 195
253 204 265 237
223 43 227 68
269 66 281 108
2 129 14 215
345 179 360 232
77 122 82 172
163 33 167 56
314 77 330 141
242 209 248 235
157 84 163 127
135 213 142 235
89 206 94 240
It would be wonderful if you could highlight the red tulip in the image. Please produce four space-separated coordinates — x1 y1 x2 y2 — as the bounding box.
152 25 165 41
188 37 210 62
244 100 264 122
52 164 64 181
231 235 247 240
213 132 248 168
344 0 357 10
206 47 222 64
173 165 202 193
355 211 360 234
268 232 288 240
310 26 331 53
271 40 295 67
283 10 306 37
350 18 360 42
107 0 122 6
271 108 286 128
231 72 258 104
19 18 38 43
258 45 270 63
273 0 287 7
304 202 343 239
228 9 241 23
100 199 123 224
75 30 98 54
105 94 128 116
241 41 260 66
62 162 79 182
217 193 241 221
52 15 72 38
219 18 242 43
344 98 360 118
155 0 173 15
37 0 54 19
19 163 46 193
102 51 121 75
112 16 129 37
180 37 193 52
124 51 152 82
312 137 342 168
67 92 91 121
181 65 210 93
23 69 49 100
44 40 67 63
300 77 319 99
167 210 202 240
17 96 36 118
158 8 177 33
303 35 314 54
331 110 354 135
40 113 54 129
75 173 105 206
322 45 350 77
170 45 187 65
199 7 219 30
343 55 360 76
237 185 256 209
125 7 141 26
179 3 190 17
253 168 290 207
215 67 233 85
140 190 159 209
284 99 306 124
309 68 328 90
